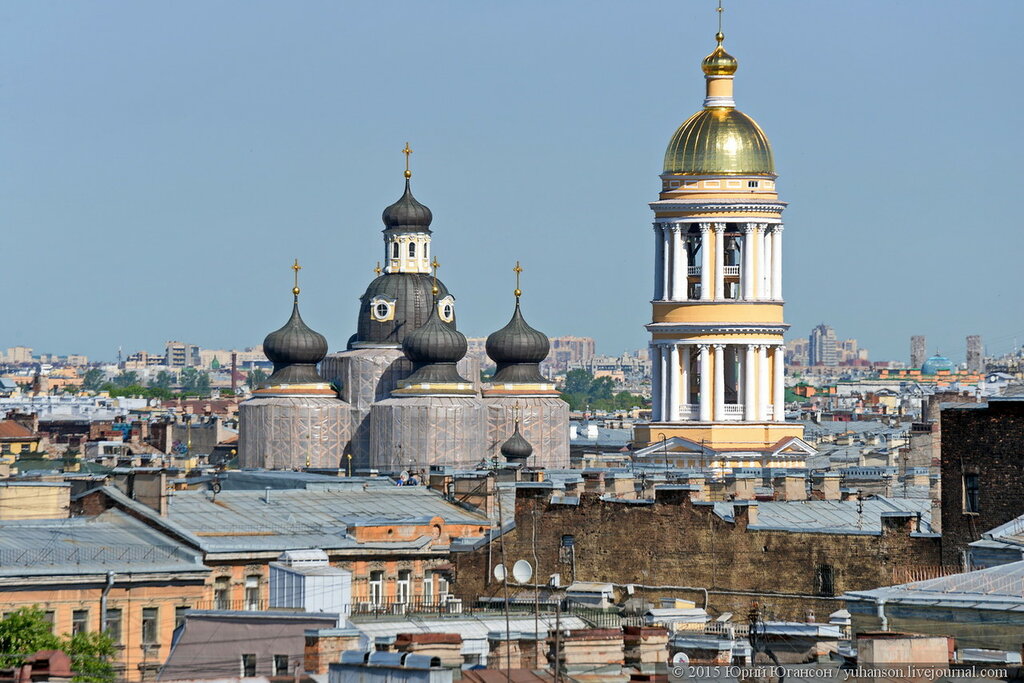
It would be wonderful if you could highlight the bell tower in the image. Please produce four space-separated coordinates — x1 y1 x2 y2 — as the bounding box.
633 16 804 452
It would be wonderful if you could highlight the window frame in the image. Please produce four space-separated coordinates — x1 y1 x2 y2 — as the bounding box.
141 607 159 645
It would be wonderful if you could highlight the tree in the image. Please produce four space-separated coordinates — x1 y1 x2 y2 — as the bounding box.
149 370 174 390
562 369 594 396
246 368 268 389
180 368 211 394
81 369 105 392
589 376 615 401
0 608 115 683
110 371 139 388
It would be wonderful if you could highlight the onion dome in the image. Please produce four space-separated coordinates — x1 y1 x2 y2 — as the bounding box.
486 301 550 384
500 422 533 465
401 303 470 385
354 274 452 348
382 180 432 233
263 301 328 385
702 32 738 76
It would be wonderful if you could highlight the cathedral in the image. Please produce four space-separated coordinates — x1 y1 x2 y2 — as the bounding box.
238 158 569 472
632 24 813 470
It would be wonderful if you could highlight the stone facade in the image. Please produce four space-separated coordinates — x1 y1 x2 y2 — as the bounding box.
452 487 941 619
940 399 1024 565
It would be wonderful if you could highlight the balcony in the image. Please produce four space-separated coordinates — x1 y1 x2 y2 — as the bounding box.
723 265 740 276
720 404 745 421
687 266 701 276
672 404 699 420
352 596 461 617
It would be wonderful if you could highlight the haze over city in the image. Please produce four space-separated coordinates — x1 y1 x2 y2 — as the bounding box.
3 1 1022 361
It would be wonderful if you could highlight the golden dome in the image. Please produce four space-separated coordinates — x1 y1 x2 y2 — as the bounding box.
702 33 737 76
663 107 774 175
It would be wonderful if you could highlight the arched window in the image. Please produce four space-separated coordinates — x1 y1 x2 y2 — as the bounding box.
392 242 399 258
408 242 416 258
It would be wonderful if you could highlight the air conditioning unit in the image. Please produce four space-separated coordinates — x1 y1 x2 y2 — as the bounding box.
549 573 561 587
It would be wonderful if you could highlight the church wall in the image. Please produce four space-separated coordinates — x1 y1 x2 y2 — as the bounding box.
369 396 487 472
238 396 351 470
483 395 570 469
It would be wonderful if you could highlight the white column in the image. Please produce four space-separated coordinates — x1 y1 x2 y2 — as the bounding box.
771 225 784 300
660 345 670 420
760 224 772 299
671 225 687 301
699 224 712 301
713 223 726 300
698 344 712 422
741 224 755 300
773 345 786 421
668 343 680 421
653 224 664 301
713 344 725 421
661 225 672 301
757 344 769 421
744 344 757 421
680 344 691 415
650 344 662 421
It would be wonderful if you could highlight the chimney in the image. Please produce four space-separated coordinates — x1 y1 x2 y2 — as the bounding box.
231 352 238 395
812 473 841 501
779 474 807 501
731 474 756 501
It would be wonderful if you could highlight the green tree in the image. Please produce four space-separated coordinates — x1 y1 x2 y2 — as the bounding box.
111 371 139 388
562 369 593 396
589 376 615 401
81 369 105 392
149 370 174 390
0 607 116 682
246 368 268 389
180 368 210 394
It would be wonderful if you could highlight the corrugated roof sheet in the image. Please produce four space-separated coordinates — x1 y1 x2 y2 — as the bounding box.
751 496 933 535
0 509 205 577
845 560 1024 611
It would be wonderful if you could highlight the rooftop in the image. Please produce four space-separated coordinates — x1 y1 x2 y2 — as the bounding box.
845 560 1024 612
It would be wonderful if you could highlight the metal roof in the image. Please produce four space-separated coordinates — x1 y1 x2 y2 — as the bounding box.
845 560 1024 612
751 496 933 535
104 485 488 554
0 509 206 578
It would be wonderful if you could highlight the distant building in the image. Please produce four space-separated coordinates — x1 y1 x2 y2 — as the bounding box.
809 324 838 366
786 337 809 366
2 346 33 364
966 335 983 373
911 335 927 368
546 336 595 373
165 341 201 368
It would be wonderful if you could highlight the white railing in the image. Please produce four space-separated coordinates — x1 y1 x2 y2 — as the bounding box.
723 265 740 276
721 404 744 421
687 266 701 276
677 404 699 420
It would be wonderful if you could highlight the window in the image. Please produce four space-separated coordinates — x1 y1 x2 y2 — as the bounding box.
408 242 416 258
274 655 289 676
375 302 390 319
105 608 122 644
392 242 399 258
369 570 384 605
816 564 835 596
214 577 230 610
174 606 189 630
396 570 411 604
72 609 89 635
964 474 980 513
240 654 256 677
423 571 434 604
0 444 9 455
245 575 261 611
141 607 159 645
42 611 55 633
437 573 449 600
747 180 759 188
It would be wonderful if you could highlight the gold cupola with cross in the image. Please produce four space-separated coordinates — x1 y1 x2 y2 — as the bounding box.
633 4 806 461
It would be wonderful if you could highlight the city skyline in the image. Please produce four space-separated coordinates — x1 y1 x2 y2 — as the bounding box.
3 2 1022 361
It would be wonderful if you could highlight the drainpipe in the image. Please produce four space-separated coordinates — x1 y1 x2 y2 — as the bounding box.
875 597 888 631
100 571 115 632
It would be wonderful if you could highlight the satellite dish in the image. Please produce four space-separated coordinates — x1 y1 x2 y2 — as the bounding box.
512 560 533 584
493 564 507 581
671 652 690 667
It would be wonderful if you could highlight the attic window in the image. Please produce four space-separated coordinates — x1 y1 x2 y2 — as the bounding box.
747 181 759 188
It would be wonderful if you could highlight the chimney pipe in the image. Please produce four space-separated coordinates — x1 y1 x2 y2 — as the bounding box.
264 487 271 504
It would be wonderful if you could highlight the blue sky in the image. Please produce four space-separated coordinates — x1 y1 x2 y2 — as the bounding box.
2 1 1022 363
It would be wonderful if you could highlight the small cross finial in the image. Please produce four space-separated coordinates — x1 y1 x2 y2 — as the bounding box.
430 257 440 297
513 261 523 300
374 261 382 276
402 142 413 179
513 401 521 426
292 259 302 299
716 0 724 42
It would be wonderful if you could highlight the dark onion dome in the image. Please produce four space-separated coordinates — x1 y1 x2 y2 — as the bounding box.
382 179 432 233
401 303 470 385
353 274 453 348
500 423 533 464
262 302 328 385
486 301 550 384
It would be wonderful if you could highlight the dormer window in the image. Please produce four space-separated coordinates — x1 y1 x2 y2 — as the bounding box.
437 295 455 323
409 242 416 258
391 242 399 258
370 296 396 322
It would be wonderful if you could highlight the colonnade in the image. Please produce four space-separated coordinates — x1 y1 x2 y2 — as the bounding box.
649 342 785 423
653 222 783 302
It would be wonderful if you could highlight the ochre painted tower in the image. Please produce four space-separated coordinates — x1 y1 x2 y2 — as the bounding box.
633 28 804 450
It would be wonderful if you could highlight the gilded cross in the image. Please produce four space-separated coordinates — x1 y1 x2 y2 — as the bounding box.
374 261 382 276
402 142 413 179
513 261 523 299
292 259 302 297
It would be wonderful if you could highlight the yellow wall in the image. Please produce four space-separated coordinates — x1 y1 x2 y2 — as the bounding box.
0 485 70 520
652 302 784 325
